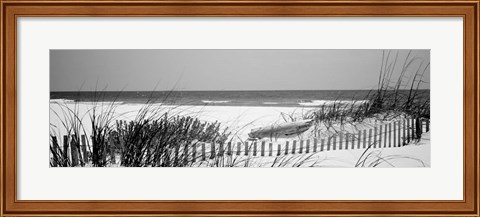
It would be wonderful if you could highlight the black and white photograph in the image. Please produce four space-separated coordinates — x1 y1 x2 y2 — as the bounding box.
49 49 430 167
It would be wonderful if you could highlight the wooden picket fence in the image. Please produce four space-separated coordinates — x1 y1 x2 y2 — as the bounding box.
51 118 430 166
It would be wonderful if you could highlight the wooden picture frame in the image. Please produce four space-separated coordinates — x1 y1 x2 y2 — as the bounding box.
1 0 478 215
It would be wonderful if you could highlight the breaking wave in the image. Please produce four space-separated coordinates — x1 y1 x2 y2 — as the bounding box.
298 100 370 107
202 100 230 104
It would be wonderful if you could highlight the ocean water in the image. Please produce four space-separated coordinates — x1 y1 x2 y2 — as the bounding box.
50 90 430 107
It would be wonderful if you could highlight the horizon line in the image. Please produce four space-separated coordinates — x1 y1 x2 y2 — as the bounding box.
51 89 431 92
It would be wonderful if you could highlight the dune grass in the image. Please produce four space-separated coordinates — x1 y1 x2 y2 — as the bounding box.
300 50 430 138
49 89 233 167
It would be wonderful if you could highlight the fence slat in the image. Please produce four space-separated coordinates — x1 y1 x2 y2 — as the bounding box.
332 136 337 150
253 142 257 156
81 135 87 164
415 118 421 139
227 142 232 155
346 133 350 150
269 143 273 156
210 142 215 159
398 121 402 147
368 129 372 148
363 130 367 149
313 138 318 152
109 137 115 165
218 142 224 157
407 118 411 143
292 140 297 154
378 125 382 148
393 122 397 147
299 140 304 154
277 144 281 156
50 136 59 167
70 136 78 167
373 126 377 148
419 119 423 134
244 142 249 156
174 144 180 164
426 119 430 132
327 137 331 151
411 118 417 141
183 143 189 164
261 141 265 156
384 124 388 147
202 143 206 160
306 140 310 153
237 142 241 155
339 133 343 150
192 143 197 162
403 119 407 146
321 139 325 151
388 123 392 147
63 135 69 167
357 131 361 149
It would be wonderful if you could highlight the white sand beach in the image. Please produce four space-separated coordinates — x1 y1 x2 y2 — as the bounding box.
50 100 430 167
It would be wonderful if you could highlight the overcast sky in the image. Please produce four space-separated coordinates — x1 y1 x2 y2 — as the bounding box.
50 49 430 91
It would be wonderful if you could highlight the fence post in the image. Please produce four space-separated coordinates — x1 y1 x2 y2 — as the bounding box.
269 143 273 156
227 142 232 155
277 144 281 156
313 138 318 152
285 141 289 155
292 140 297 154
244 142 249 156
299 140 304 154
261 141 265 156
202 143 206 160
426 119 430 132
81 135 87 163
378 125 382 148
373 127 378 148
306 140 310 153
237 142 241 155
321 139 325 151
253 142 257 156
63 135 69 167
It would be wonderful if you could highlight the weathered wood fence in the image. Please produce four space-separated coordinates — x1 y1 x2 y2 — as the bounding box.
51 118 430 166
